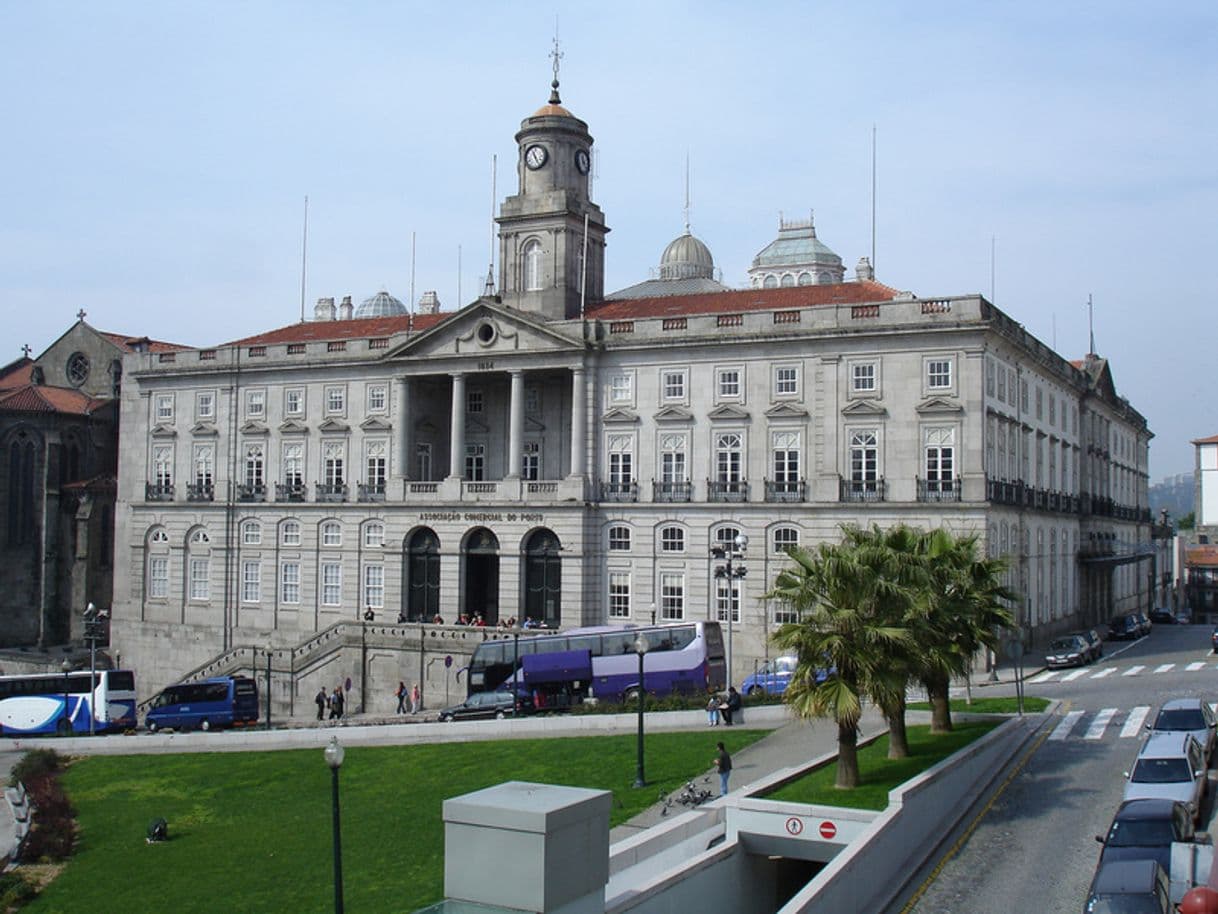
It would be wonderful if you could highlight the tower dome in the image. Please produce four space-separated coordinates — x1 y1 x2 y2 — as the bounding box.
748 214 845 288
659 231 715 281
355 290 408 319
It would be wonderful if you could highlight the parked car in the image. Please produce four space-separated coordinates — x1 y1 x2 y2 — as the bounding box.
1134 611 1152 636
1146 697 1216 762
1211 625 1218 654
1045 634 1091 669
1070 628 1103 662
1084 859 1173 914
1108 613 1143 641
437 691 534 722
1149 607 1176 625
1094 798 1196 873
740 655 830 696
1123 732 1208 822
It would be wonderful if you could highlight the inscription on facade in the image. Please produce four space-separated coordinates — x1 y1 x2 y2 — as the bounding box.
419 511 545 523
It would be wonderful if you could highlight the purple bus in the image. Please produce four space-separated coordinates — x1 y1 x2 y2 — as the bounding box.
467 621 727 704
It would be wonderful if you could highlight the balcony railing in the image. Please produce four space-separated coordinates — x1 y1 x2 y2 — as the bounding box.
145 482 175 502
316 482 348 503
764 479 806 503
237 483 267 502
708 479 749 503
600 481 639 503
186 481 214 502
917 477 960 502
276 481 307 502
358 482 386 502
653 480 692 503
839 477 887 503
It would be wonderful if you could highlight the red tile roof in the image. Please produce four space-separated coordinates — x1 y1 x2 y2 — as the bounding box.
1185 545 1218 568
0 358 34 390
227 313 449 347
587 279 904 320
0 385 108 416
1192 434 1218 445
98 332 191 354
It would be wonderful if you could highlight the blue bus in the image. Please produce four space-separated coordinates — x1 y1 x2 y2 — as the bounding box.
468 621 726 704
0 669 137 736
145 676 259 733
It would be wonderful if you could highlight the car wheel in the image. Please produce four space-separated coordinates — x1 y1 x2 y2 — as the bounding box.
147 720 159 734
441 714 453 723
200 719 211 732
747 686 762 696
624 687 641 704
495 710 506 720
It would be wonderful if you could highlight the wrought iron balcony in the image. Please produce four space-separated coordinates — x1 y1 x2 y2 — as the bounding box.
916 477 960 502
652 480 692 503
237 483 267 502
145 482 175 502
764 479 805 503
186 481 214 502
358 482 387 502
708 479 749 503
839 477 887 503
275 481 307 502
600 481 639 503
316 482 348 503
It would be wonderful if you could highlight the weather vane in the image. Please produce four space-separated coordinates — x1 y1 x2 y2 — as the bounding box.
548 28 563 104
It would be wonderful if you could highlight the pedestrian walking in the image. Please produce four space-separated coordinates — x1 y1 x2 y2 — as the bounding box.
315 688 327 722
395 681 407 714
714 741 732 796
330 686 344 720
411 683 421 713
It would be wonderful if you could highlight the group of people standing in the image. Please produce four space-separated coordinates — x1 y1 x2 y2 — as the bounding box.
395 681 421 714
315 685 346 721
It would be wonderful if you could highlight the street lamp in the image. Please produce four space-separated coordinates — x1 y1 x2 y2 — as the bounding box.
83 602 108 737
60 659 72 736
264 646 273 730
324 736 345 914
711 532 749 689
633 634 649 788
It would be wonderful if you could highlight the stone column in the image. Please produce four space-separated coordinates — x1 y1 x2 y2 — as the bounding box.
569 367 586 477
449 373 466 480
507 370 524 479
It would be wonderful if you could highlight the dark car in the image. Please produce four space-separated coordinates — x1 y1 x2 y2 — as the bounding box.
1095 798 1195 873
1149 607 1176 625
1046 634 1091 669
1108 614 1143 641
437 690 533 722
1134 611 1152 636
1084 859 1172 913
1070 628 1104 662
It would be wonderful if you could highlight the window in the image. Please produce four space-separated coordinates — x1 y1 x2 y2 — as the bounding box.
660 525 685 553
774 365 798 397
321 521 342 547
281 520 301 547
155 394 174 423
196 391 215 421
522 441 540 480
244 443 265 489
242 561 261 603
717 368 741 399
986 360 995 397
321 562 342 606
363 565 384 609
284 388 305 417
189 557 210 601
416 443 432 480
660 434 686 483
925 427 955 485
715 575 740 624
149 556 169 599
323 442 345 486
927 359 952 390
1020 380 1028 412
464 444 485 481
366 441 387 489
363 522 384 548
660 572 685 621
325 386 345 415
241 521 262 545
152 445 173 486
662 370 686 401
850 430 878 484
1035 387 1043 420
367 384 387 413
246 389 266 418
608 525 631 551
192 444 213 488
523 239 543 291
715 432 743 482
280 562 301 604
282 444 304 486
609 373 633 404
467 390 484 414
772 431 800 482
852 362 877 393
997 365 1007 402
772 526 800 554
608 572 631 619
1009 369 1018 406
607 435 633 484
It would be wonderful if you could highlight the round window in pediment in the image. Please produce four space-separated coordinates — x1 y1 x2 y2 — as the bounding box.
66 352 90 387
476 322 496 346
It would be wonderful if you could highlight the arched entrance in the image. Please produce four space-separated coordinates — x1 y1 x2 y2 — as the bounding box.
523 529 562 628
404 528 441 622
462 527 500 624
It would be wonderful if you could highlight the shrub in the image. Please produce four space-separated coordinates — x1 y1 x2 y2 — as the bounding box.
14 750 76 862
9 748 64 788
0 871 37 908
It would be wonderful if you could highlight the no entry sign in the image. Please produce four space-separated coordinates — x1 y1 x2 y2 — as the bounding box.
819 820 837 840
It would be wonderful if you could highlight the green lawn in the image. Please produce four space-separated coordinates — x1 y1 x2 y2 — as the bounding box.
26 730 766 913
763 721 1002 810
906 696 1049 714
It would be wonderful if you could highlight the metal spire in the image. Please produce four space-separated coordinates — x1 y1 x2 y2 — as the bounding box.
683 153 691 234
549 30 563 104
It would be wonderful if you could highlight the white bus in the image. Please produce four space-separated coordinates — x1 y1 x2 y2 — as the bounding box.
0 669 137 736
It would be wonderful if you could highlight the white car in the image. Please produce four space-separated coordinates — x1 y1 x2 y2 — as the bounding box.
1123 732 1208 822
1146 697 1216 762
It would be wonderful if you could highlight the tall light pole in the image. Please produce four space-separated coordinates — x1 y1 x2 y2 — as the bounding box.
711 532 748 688
60 658 72 736
83 602 107 737
264 646 273 730
633 634 649 788
324 736 345 914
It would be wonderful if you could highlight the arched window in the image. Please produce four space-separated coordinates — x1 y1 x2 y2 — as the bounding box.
146 527 171 602
797 272 813 286
772 526 799 554
763 274 778 289
607 524 631 551
321 520 342 548
660 525 685 553
7 434 37 546
363 521 384 548
281 520 301 547
241 520 262 545
523 239 543 291
187 528 211 602
780 273 795 288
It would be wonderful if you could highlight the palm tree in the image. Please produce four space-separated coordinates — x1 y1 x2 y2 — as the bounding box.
768 537 915 787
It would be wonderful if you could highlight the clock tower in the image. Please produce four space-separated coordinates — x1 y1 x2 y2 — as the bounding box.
497 57 608 321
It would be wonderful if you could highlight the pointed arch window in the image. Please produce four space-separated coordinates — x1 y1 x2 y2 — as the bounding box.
523 239 543 291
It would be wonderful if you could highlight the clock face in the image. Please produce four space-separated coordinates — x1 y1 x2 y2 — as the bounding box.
525 144 548 170
575 149 590 175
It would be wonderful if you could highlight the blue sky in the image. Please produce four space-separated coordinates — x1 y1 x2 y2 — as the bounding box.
2 2 1214 479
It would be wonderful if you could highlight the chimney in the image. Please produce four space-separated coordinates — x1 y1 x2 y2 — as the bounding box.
855 257 874 281
418 291 441 315
314 297 336 321
338 295 354 321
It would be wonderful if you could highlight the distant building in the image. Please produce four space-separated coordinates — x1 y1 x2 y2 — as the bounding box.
1183 435 1218 618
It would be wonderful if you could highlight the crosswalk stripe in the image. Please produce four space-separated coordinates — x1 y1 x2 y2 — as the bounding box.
1050 710 1085 741
1187 662 1206 672
1061 669 1090 682
1120 707 1150 738
1154 664 1176 674
1085 708 1117 739
1123 666 1145 676
1028 671 1060 684
1091 668 1115 679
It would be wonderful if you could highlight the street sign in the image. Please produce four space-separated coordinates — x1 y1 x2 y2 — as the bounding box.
818 820 837 840
785 817 803 836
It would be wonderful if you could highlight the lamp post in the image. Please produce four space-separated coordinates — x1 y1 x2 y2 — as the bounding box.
710 532 749 689
264 646 273 730
60 659 72 735
324 736 345 914
83 602 107 737
633 634 649 788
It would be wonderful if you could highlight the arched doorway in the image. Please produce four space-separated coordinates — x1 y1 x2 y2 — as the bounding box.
523 529 562 628
404 528 441 622
462 527 500 624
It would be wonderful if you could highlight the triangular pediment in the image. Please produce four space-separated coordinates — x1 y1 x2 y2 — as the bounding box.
764 402 809 420
318 418 350 434
525 415 546 432
151 423 177 439
279 419 310 435
654 405 695 424
360 416 393 431
707 404 751 422
466 416 490 434
189 421 219 436
841 399 888 418
386 300 586 361
915 397 963 415
239 420 268 436
414 417 439 434
602 407 640 424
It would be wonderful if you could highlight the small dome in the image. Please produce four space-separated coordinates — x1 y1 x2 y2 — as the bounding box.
531 102 575 119
659 232 715 281
355 290 407 319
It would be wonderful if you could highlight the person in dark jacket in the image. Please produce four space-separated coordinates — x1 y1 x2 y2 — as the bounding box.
721 686 742 725
714 742 732 796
